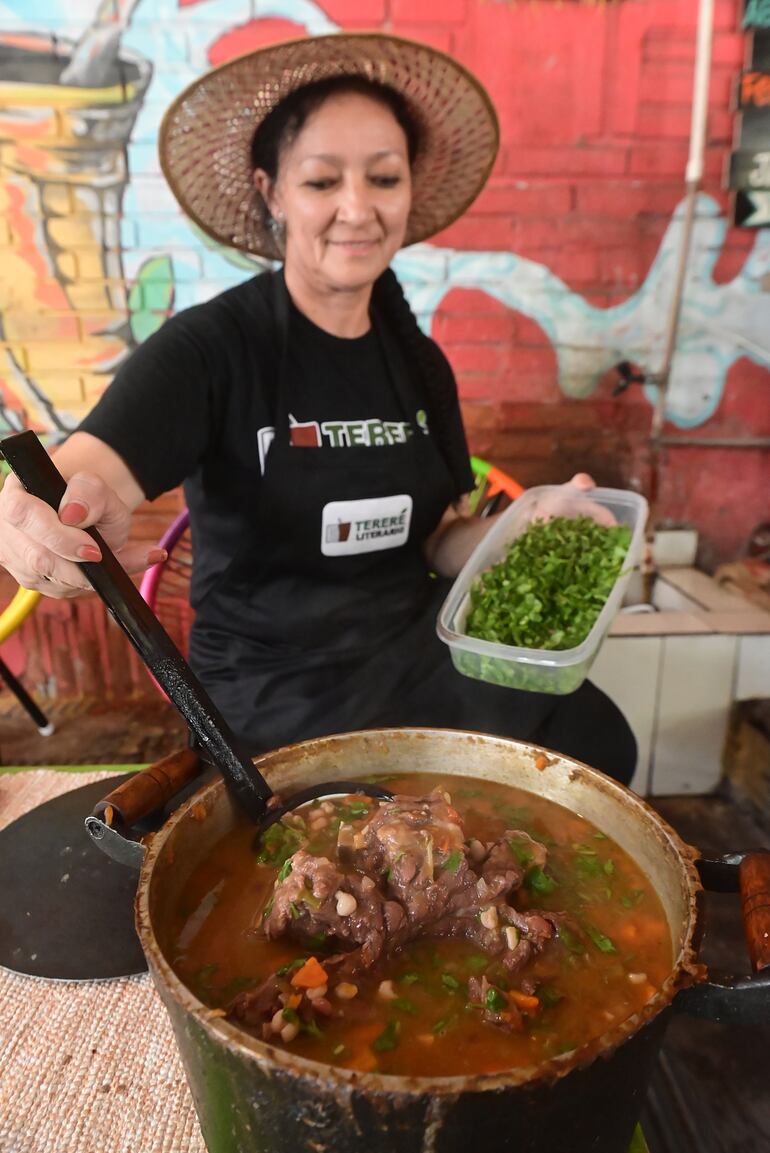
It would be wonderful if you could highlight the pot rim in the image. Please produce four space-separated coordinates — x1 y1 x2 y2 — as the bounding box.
135 727 705 1096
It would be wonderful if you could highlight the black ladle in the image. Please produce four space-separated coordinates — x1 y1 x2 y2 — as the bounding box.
0 432 392 834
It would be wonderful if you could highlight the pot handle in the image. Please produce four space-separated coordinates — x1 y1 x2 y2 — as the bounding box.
677 851 770 1024
85 747 203 869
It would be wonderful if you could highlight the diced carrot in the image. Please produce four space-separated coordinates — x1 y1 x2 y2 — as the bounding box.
286 993 302 1010
508 990 540 1015
534 755 548 771
290 956 328 989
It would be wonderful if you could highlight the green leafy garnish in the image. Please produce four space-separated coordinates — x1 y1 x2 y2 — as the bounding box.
401 972 420 985
537 984 564 1009
277 859 293 884
276 957 307 977
484 987 508 1013
303 1018 324 1039
443 850 463 873
332 1043 347 1058
372 1020 401 1052
558 926 584 954
583 923 617 954
467 955 488 973
441 974 460 992
256 821 305 868
289 902 301 920
281 1007 299 1025
524 865 558 895
392 997 418 1015
465 516 632 651
508 839 534 865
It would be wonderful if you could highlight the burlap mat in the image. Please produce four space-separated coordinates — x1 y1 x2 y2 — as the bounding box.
0 771 205 1153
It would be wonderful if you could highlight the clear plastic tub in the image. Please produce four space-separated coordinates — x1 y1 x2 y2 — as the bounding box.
437 486 649 695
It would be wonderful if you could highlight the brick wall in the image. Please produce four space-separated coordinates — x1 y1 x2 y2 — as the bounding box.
0 0 768 699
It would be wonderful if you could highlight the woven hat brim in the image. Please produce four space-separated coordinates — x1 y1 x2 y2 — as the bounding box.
159 33 500 259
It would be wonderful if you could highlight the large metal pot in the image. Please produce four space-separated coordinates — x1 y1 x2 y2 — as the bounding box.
90 729 770 1153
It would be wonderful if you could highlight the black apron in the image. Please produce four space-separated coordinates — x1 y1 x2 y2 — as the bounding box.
187 284 638 786
189 287 457 752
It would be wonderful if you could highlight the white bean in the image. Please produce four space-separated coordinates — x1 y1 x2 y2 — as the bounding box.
378 980 397 1001
280 1022 299 1043
628 972 648 985
271 1009 285 1032
334 982 359 1000
335 890 358 917
480 906 499 930
306 983 328 1001
504 926 519 950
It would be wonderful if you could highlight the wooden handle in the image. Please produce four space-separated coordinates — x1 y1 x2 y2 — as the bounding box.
739 850 770 973
93 747 202 828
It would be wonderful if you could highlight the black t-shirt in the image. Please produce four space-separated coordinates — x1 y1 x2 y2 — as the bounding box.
78 271 471 607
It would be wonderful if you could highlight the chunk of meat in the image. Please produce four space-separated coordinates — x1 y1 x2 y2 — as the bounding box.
229 790 560 1033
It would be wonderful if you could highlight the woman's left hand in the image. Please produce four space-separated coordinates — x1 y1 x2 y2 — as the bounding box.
526 472 617 527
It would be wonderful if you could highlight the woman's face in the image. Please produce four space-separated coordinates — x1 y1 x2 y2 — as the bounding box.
255 90 412 294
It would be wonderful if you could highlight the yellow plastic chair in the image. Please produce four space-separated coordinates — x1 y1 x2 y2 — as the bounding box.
0 586 53 734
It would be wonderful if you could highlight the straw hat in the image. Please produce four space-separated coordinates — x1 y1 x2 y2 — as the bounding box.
159 32 499 259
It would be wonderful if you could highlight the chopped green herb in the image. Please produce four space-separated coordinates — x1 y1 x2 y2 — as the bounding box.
276 957 307 977
508 839 534 865
537 984 564 1009
303 1019 324 1039
524 865 558 895
401 972 420 985
441 974 461 992
281 1007 299 1025
306 931 328 949
620 888 646 909
583 923 617 954
431 1016 454 1034
255 821 305 868
593 831 608 840
556 1041 577 1055
332 1043 347 1058
372 1020 401 1052
467 955 488 973
261 899 274 922
465 516 632 652
193 963 218 991
276 859 293 884
576 853 604 879
603 859 615 876
220 974 259 998
392 997 418 1015
289 902 301 920
484 987 508 1013
558 925 584 954
443 850 463 873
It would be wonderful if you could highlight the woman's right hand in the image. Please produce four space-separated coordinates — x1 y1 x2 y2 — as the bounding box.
0 470 164 599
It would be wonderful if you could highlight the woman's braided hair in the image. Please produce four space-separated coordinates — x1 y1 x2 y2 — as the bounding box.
372 269 472 496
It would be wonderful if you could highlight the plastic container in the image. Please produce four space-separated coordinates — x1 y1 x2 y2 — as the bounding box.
437 486 649 695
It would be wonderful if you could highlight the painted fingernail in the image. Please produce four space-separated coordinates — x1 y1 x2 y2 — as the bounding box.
147 548 168 565
77 545 102 562
61 501 88 526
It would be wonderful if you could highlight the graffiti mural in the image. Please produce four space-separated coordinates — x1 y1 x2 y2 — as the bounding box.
0 0 768 436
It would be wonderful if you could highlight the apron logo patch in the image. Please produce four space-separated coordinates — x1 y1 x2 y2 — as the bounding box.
321 496 413 556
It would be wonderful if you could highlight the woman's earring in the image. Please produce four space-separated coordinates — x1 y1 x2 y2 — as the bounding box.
269 211 286 250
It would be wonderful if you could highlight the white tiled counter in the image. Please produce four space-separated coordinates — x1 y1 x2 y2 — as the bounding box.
589 568 770 797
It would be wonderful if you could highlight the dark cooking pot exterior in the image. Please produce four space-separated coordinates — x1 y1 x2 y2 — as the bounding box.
124 729 767 1153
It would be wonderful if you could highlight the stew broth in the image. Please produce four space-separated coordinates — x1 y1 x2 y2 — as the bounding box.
167 774 671 1076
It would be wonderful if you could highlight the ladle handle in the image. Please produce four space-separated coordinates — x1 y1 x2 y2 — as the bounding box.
0 431 272 822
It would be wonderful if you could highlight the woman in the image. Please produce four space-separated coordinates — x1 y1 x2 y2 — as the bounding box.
0 34 636 783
